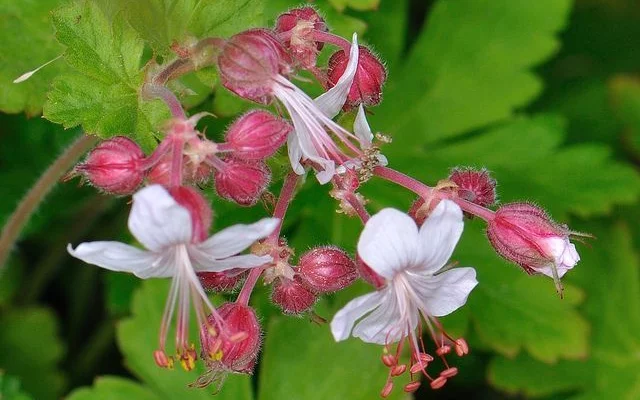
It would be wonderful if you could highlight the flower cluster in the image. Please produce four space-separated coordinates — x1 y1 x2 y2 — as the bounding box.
65 6 585 397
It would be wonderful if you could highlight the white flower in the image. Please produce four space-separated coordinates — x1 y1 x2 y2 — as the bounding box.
67 185 278 368
537 237 580 279
273 33 375 184
330 200 477 390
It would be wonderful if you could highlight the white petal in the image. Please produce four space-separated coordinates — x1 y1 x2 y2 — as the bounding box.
194 218 279 260
353 289 418 344
415 200 464 274
353 104 373 147
190 253 272 272
539 237 580 278
287 131 305 175
330 290 384 342
357 208 420 280
409 267 478 317
67 242 172 278
128 185 192 251
314 33 359 118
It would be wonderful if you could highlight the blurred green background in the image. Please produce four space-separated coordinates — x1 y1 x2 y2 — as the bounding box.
1 0 639 399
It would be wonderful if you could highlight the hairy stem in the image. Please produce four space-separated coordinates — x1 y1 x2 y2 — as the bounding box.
0 134 98 274
373 166 495 221
142 84 186 119
237 172 300 306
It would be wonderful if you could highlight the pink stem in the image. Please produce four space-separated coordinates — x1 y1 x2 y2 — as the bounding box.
236 172 300 306
333 175 370 224
170 137 185 188
309 30 352 53
142 84 186 120
137 139 172 170
373 166 495 222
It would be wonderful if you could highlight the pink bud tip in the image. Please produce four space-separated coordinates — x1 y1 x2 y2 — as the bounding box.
214 158 271 206
327 45 387 110
440 367 458 378
403 381 421 393
271 276 317 314
224 110 291 159
198 270 247 292
217 29 292 104
275 7 328 68
455 338 469 356
298 246 357 293
168 186 212 243
75 136 145 195
356 255 386 289
430 377 447 390
200 303 261 374
380 381 394 398
486 203 580 282
449 167 497 208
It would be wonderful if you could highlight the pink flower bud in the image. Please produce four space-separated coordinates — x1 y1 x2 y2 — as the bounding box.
271 276 317 314
75 136 145 195
298 246 357 293
449 167 497 208
487 203 581 294
356 255 386 289
200 303 261 374
168 186 212 243
197 270 247 292
327 45 387 110
224 110 291 159
217 29 292 104
213 158 271 206
275 7 327 68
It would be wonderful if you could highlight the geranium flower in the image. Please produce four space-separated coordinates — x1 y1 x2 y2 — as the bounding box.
68 185 278 370
331 200 477 394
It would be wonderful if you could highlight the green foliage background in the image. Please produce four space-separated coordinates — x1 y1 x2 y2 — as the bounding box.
1 0 639 399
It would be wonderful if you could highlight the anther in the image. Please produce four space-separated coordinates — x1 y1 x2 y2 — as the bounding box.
380 381 394 398
455 338 469 356
403 381 421 393
410 361 427 375
381 353 397 367
390 364 407 376
436 345 451 356
430 376 447 389
440 367 458 378
153 350 174 369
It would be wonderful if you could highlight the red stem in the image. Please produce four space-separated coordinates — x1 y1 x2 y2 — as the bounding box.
142 84 186 120
236 173 300 305
373 166 495 222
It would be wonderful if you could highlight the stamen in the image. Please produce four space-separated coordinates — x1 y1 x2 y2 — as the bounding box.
13 55 63 83
390 364 407 376
440 367 458 378
154 350 174 369
436 345 451 356
430 376 447 390
380 381 394 398
381 353 397 367
455 338 469 356
403 381 421 393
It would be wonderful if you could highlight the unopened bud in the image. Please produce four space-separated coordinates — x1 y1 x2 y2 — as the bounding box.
168 186 212 243
198 270 247 292
449 167 497 208
327 45 387 110
214 158 271 206
200 303 261 374
224 110 291 159
147 153 212 186
298 246 357 293
487 203 581 294
275 7 328 68
356 255 386 289
217 29 291 104
271 276 317 314
74 136 145 195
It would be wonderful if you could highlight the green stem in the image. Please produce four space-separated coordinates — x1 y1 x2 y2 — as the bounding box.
0 134 97 275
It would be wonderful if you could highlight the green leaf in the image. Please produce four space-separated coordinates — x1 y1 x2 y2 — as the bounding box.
0 373 34 400
327 0 380 12
0 0 68 115
610 75 640 158
371 0 572 143
67 376 159 400
0 308 65 400
116 0 265 55
258 295 409 400
43 0 168 147
387 115 640 219
116 279 253 400
488 221 640 399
